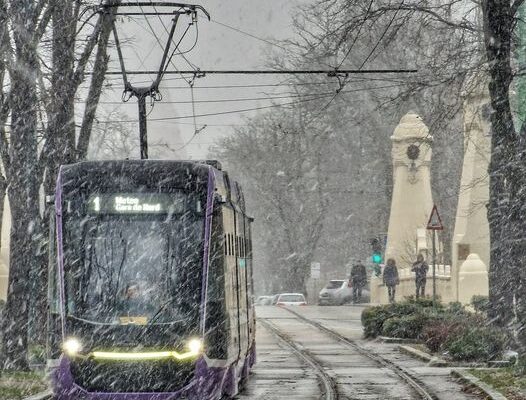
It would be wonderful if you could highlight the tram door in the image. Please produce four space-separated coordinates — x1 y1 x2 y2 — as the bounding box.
234 209 248 360
244 215 255 345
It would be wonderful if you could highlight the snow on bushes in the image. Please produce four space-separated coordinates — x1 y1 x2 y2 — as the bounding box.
361 297 508 361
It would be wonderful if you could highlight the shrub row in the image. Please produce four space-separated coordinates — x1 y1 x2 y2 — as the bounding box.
361 296 507 361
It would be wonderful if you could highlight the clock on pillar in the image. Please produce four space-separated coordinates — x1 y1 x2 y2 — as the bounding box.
407 144 420 160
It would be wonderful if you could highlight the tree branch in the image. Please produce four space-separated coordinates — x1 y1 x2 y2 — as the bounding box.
371 5 479 32
512 0 525 17
0 93 11 176
32 2 54 46
76 1 121 160
72 13 103 89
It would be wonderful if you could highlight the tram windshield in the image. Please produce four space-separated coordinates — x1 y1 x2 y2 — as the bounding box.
63 191 205 325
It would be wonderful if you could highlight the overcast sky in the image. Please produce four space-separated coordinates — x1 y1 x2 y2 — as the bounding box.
95 0 305 159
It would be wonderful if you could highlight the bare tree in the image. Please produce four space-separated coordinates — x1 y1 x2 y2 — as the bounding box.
216 107 331 294
88 110 176 160
0 0 47 371
0 0 121 369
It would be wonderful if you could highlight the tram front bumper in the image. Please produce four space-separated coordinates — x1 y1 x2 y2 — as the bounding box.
51 356 226 400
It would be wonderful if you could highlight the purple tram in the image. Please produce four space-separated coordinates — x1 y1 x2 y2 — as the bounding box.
47 160 256 400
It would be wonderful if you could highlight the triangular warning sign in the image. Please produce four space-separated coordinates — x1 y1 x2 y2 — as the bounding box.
427 205 444 230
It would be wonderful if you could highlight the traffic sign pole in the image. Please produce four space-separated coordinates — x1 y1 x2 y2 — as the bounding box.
432 229 436 307
426 205 443 308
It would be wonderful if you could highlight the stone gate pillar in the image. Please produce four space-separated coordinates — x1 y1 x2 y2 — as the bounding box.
451 75 491 302
371 112 434 303
385 112 433 268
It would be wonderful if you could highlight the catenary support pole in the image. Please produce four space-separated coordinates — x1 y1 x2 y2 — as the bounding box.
138 94 148 159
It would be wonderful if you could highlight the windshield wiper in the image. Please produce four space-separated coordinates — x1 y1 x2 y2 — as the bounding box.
67 314 120 326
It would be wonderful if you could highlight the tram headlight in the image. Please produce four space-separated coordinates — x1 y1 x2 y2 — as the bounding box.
187 338 203 355
63 338 83 356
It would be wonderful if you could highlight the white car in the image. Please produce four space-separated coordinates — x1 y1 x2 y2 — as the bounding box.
275 293 307 306
318 279 370 305
318 279 353 305
255 295 273 305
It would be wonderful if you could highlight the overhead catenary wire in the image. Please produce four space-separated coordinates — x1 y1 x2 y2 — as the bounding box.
151 3 203 133
95 92 336 123
98 68 417 75
86 1 416 157
304 0 407 125
210 19 298 55
133 0 194 85
106 72 416 87
77 76 413 91
83 82 409 105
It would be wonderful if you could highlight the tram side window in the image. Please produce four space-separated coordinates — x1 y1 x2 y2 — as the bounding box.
208 213 226 303
206 211 228 359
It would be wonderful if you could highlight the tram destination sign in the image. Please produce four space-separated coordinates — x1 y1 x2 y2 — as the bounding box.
87 193 186 214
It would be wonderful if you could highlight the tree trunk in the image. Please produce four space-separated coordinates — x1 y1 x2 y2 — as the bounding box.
481 0 519 327
482 1 526 354
1 5 40 367
76 2 120 160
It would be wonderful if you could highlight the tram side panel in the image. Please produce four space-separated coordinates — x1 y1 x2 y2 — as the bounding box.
244 215 255 347
222 205 241 361
234 209 249 360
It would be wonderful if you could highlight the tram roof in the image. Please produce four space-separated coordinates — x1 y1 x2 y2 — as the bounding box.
58 160 225 194
60 159 222 177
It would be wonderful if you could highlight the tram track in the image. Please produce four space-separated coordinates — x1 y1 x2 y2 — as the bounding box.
258 318 339 400
280 307 438 400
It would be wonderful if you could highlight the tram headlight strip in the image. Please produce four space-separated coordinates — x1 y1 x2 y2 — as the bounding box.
90 338 204 361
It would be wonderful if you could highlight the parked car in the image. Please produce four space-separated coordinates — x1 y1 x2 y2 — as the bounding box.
275 293 307 306
318 279 353 305
319 279 371 305
255 295 273 305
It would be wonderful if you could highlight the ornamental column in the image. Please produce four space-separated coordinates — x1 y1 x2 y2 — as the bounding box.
385 112 434 270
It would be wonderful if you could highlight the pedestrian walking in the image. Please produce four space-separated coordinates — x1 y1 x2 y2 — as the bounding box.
411 254 429 299
350 260 367 303
382 258 399 303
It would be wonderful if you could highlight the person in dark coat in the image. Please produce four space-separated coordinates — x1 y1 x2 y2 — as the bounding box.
350 261 367 303
382 258 399 303
411 254 429 299
118 282 152 316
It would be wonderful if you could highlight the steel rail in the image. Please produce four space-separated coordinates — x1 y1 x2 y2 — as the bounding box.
258 319 338 400
281 308 438 400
